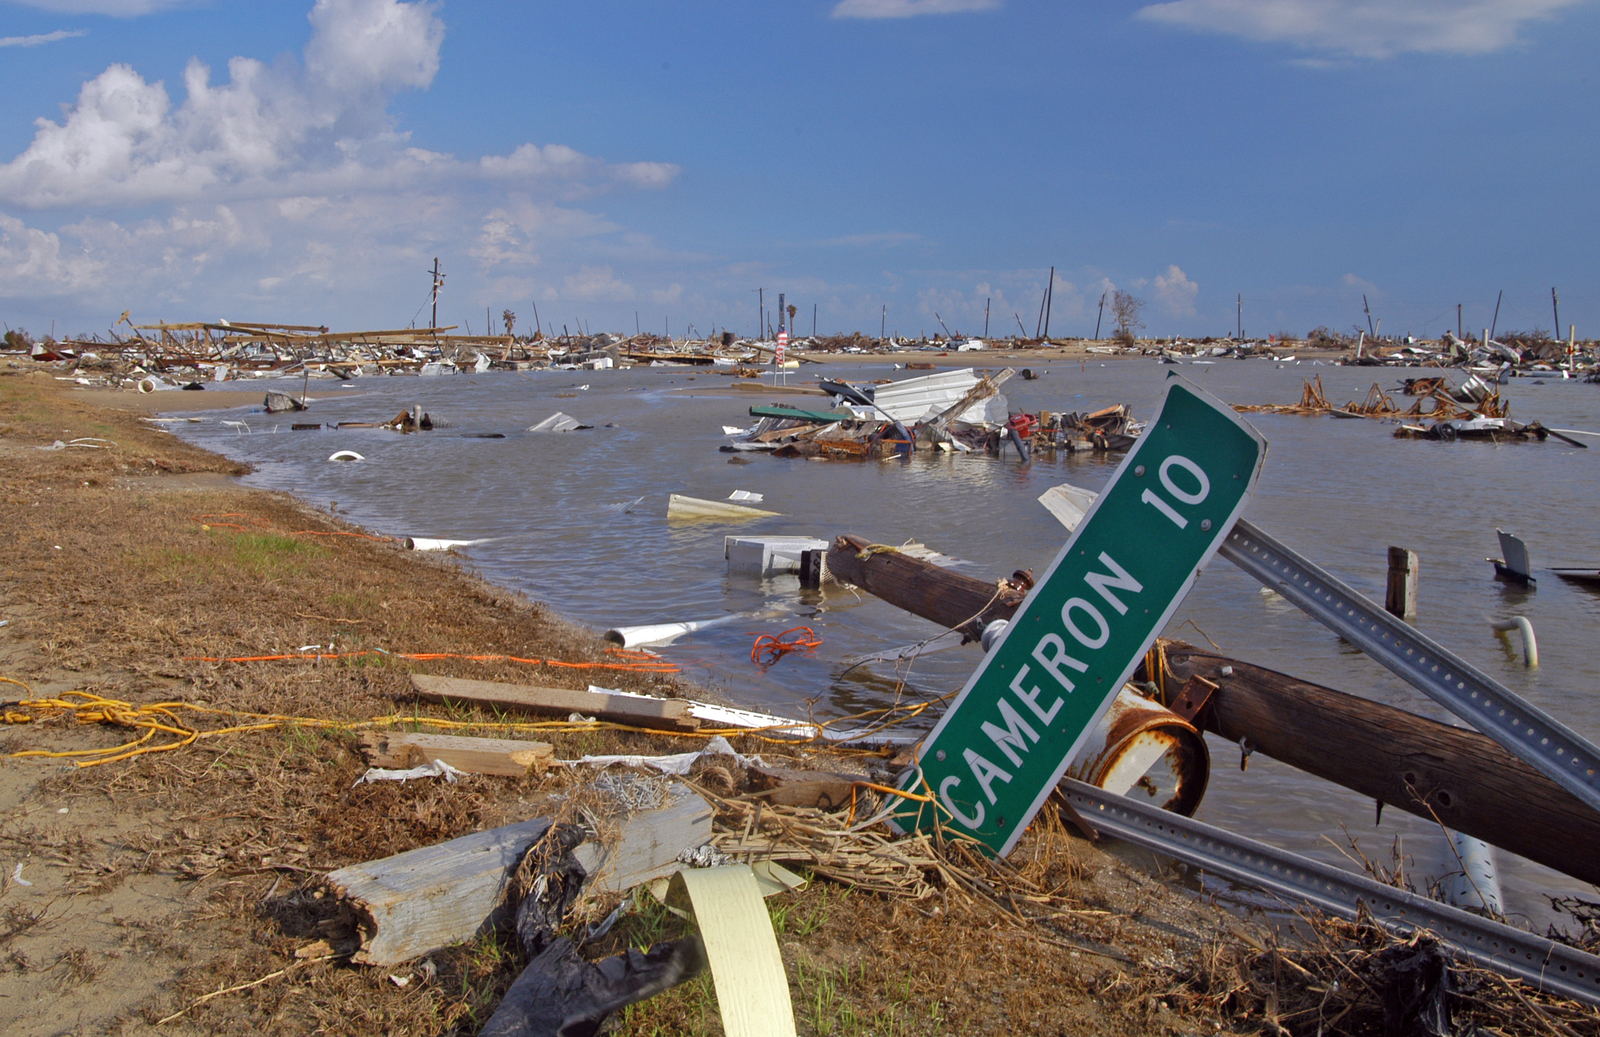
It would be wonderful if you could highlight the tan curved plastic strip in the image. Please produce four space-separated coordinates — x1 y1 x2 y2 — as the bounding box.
670 865 796 1037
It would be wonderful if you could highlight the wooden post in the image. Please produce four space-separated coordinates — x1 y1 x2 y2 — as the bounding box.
1386 546 1419 618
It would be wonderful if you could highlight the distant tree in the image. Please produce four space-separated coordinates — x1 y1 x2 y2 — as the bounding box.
3 328 33 349
786 304 797 331
502 309 515 335
1110 291 1145 345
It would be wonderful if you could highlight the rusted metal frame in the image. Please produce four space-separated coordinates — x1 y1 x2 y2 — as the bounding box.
1219 518 1600 817
1059 778 1600 1008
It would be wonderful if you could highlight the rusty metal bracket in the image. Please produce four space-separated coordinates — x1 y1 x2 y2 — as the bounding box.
1167 675 1218 724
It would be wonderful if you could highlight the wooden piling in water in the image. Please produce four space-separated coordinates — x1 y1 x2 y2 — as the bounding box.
1385 546 1419 619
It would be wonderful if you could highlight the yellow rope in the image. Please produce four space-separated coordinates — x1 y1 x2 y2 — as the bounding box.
2 689 940 768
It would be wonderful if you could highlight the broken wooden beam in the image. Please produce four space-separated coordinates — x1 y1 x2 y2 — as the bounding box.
410 674 700 732
356 730 554 777
324 783 712 965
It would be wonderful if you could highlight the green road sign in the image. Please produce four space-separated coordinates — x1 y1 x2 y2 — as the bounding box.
895 375 1266 856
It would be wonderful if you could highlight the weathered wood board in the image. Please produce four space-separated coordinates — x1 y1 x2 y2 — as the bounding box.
357 730 555 777
410 673 700 732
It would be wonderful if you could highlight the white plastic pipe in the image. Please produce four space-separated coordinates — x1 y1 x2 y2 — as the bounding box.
603 615 742 649
1491 616 1538 667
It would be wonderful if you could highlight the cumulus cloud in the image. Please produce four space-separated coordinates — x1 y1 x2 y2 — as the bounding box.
831 0 1001 19
0 0 685 321
1153 264 1198 316
0 0 678 210
1136 0 1588 59
0 29 87 47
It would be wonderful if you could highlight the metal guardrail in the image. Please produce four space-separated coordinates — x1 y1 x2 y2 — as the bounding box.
1061 779 1600 1007
1220 519 1600 817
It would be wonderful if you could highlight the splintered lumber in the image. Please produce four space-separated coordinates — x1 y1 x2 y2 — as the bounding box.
326 816 549 965
410 674 700 732
825 533 1024 636
324 784 712 965
1157 642 1600 887
356 731 554 777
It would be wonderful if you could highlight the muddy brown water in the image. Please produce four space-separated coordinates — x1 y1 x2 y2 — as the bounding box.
166 359 1600 927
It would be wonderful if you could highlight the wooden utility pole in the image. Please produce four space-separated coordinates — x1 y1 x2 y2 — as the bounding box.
1457 304 1462 338
1552 287 1561 339
1094 292 1106 340
1237 294 1243 339
430 258 444 331
1363 294 1375 337
881 305 886 340
984 297 990 338
1490 290 1502 340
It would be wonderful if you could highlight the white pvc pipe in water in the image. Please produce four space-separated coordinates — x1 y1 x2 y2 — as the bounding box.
604 614 744 649
1491 616 1538 667
406 537 483 551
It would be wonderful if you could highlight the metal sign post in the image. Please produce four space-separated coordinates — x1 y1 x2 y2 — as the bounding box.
896 376 1267 855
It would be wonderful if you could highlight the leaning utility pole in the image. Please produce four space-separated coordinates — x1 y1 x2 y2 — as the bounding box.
430 258 445 331
1041 266 1055 340
1490 290 1502 341
1094 292 1106 340
1552 288 1561 340
1363 294 1375 338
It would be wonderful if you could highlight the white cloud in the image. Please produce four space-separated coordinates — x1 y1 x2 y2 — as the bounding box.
8 1 191 13
0 0 683 324
0 29 87 47
0 0 678 210
831 0 1001 19
1342 272 1379 293
1153 264 1198 316
1136 0 1589 59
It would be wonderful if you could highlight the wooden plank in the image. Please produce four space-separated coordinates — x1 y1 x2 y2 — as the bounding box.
356 731 554 777
325 784 712 966
410 673 700 732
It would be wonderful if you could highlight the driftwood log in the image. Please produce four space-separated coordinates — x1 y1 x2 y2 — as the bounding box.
825 532 1600 887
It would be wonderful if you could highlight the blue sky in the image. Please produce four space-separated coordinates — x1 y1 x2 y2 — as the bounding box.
0 0 1596 341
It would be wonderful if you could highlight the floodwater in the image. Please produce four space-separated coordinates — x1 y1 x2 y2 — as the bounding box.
169 358 1600 926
